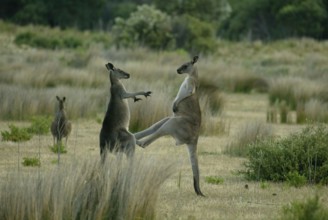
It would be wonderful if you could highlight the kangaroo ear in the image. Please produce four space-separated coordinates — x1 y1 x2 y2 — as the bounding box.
106 63 114 70
56 96 60 101
192 56 199 64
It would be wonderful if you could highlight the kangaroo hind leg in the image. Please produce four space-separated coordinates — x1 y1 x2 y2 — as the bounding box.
118 129 136 158
187 143 205 196
134 117 170 140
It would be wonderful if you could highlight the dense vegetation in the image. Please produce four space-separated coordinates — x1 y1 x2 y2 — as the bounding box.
244 124 328 185
2 0 328 53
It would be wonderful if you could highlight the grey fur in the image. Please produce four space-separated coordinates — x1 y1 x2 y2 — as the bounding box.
100 62 151 160
135 56 204 196
51 96 72 146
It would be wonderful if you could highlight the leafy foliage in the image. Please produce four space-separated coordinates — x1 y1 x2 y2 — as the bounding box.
113 5 217 53
113 5 174 50
172 14 217 54
1 124 32 142
243 124 328 184
3 0 105 30
22 157 41 167
27 116 52 135
221 0 328 40
50 144 67 154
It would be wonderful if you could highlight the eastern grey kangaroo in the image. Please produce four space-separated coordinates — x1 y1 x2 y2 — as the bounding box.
51 96 72 146
100 62 151 160
135 56 204 196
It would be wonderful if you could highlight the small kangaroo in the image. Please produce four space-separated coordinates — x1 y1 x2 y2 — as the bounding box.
51 96 72 146
135 56 204 196
100 62 151 160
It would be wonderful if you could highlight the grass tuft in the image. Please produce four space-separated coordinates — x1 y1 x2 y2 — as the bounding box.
0 155 175 220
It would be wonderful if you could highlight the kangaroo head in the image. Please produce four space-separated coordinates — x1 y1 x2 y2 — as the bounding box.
56 96 66 110
106 62 130 79
177 56 199 75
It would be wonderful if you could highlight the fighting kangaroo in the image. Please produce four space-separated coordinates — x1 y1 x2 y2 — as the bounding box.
135 56 204 196
51 96 72 147
100 62 151 160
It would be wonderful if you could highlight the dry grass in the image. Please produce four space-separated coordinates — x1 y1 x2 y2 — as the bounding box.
224 121 273 157
1 94 327 220
0 155 175 220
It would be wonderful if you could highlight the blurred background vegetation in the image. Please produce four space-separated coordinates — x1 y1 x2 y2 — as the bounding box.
1 0 328 54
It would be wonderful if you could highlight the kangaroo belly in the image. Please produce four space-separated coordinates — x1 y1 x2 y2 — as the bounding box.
174 94 201 123
173 94 201 144
103 99 130 130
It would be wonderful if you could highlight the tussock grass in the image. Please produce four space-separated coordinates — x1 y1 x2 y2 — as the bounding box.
268 77 328 124
304 99 328 123
0 155 176 220
224 121 273 157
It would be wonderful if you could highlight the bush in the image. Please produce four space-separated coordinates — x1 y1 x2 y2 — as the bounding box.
243 124 328 184
50 144 67 154
205 176 224 185
172 14 217 54
113 5 175 50
1 124 32 142
22 157 41 167
280 195 328 220
27 116 52 135
14 31 83 50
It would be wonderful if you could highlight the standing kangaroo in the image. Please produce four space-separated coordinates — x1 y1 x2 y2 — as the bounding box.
51 96 72 146
135 56 204 196
100 62 151 159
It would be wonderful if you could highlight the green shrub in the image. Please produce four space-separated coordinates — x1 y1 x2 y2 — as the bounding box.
280 195 328 220
1 124 32 142
286 171 307 188
113 5 175 50
22 157 41 167
243 124 328 184
172 14 217 54
27 116 52 135
14 32 61 49
50 144 67 154
15 31 83 50
205 176 224 185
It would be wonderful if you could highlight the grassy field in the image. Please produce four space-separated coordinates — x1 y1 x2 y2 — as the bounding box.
0 21 328 219
1 94 327 219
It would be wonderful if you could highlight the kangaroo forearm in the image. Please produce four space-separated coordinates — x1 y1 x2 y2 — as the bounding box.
122 91 145 99
123 91 151 100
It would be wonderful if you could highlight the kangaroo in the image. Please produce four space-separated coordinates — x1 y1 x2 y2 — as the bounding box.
100 62 151 160
51 96 72 147
135 56 204 196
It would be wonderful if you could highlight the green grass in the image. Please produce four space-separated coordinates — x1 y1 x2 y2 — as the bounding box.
50 144 67 154
205 176 224 185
